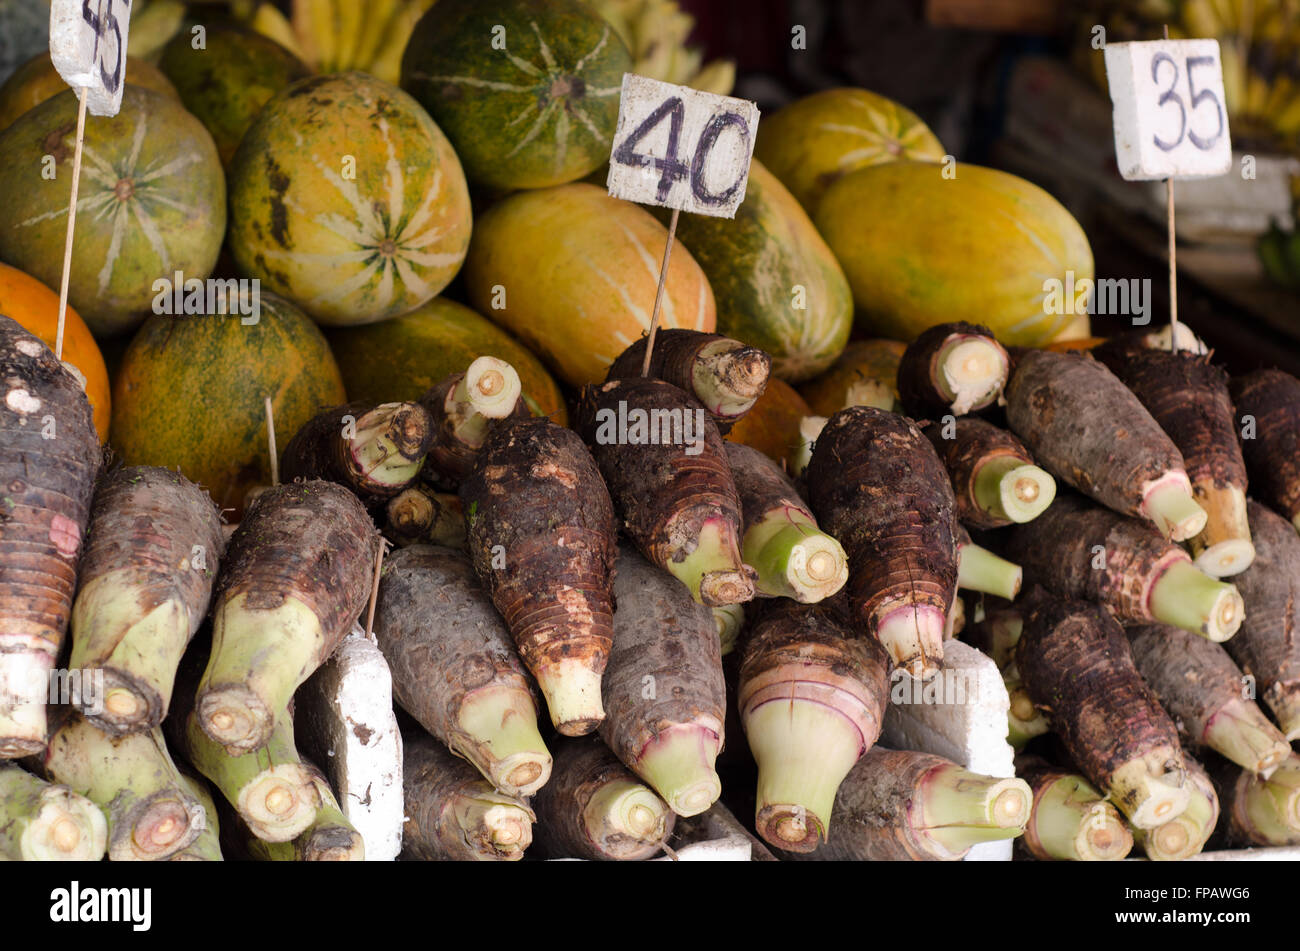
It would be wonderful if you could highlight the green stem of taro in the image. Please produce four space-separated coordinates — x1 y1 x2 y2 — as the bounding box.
1135 782 1217 861
1006 677 1048 750
1142 477 1209 542
746 700 863 853
712 604 744 657
692 339 769 420
918 764 1031 854
1147 561 1244 642
1241 756 1300 843
347 402 430 494
957 542 1023 600
972 456 1056 524
452 790 534 860
633 723 722 818
934 334 1008 414
531 657 605 738
665 517 755 606
1108 756 1191 830
455 684 552 797
742 506 848 603
1202 697 1291 778
1031 774 1132 861
582 779 671 858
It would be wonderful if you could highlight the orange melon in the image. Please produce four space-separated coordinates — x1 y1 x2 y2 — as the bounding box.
724 378 812 463
0 262 109 441
0 53 178 132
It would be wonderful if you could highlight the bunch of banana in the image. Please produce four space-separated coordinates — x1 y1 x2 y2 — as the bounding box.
239 0 436 82
583 0 735 95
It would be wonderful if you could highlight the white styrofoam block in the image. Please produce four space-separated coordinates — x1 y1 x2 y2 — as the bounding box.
1189 846 1300 861
1104 39 1232 181
49 0 132 115
882 640 1014 861
295 626 404 861
654 835 751 862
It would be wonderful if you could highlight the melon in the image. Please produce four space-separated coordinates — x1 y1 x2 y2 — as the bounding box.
663 159 852 382
815 161 1094 347
464 183 715 386
158 26 310 169
110 292 346 516
0 0 50 86
799 339 905 418
754 88 946 217
228 72 472 327
0 262 110 440
401 0 631 189
724 378 812 464
0 86 225 338
327 297 568 426
0 53 178 132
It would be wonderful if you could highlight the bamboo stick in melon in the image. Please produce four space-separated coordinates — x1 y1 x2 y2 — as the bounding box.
1015 596 1190 829
195 480 381 754
38 713 204 860
0 761 107 861
1132 754 1219 861
461 416 617 736
1231 368 1300 532
0 316 101 757
1214 753 1300 846
280 400 434 498
724 441 847 602
1126 622 1289 777
1005 348 1206 541
925 417 1056 528
799 748 1031 860
1014 755 1131 861
799 339 906 416
372 545 552 796
602 547 727 818
606 329 771 431
531 736 675 861
401 732 535 861
806 406 959 679
999 492 1244 642
738 599 891 852
68 466 224 735
576 377 756 606
1093 343 1253 576
896 322 1010 417
1226 502 1300 739
418 357 526 485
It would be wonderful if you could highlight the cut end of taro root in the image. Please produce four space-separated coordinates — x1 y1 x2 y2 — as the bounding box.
635 725 722 818
937 335 1008 414
122 793 203 861
196 685 272 753
464 356 522 419
1148 560 1244 642
483 803 533 857
695 339 771 418
1202 698 1291 780
1078 806 1133 862
239 764 322 843
712 604 744 657
996 464 1056 523
1193 538 1256 579
1146 817 1193 860
583 779 672 859
457 684 553 795
956 542 1022 601
1141 478 1208 542
1110 759 1191 830
758 804 826 853
698 566 757 607
533 660 605 738
876 604 946 681
23 788 108 861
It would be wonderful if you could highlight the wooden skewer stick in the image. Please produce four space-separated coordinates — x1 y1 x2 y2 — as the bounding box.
363 540 387 644
265 396 279 487
1163 23 1180 355
640 207 681 376
54 89 89 362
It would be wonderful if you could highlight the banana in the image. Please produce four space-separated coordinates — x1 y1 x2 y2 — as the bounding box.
335 0 364 71
352 0 401 72
126 0 185 61
291 0 321 66
1219 40 1248 114
367 0 432 84
1181 0 1224 37
1246 67 1271 115
688 59 736 96
250 3 309 61
308 0 339 72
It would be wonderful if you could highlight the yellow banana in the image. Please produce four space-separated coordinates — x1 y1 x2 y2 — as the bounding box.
251 3 309 61
306 0 338 71
334 0 364 71
367 0 432 84
687 60 735 96
352 0 401 71
1181 0 1224 37
126 0 185 61
1219 40 1248 113
1246 68 1271 115
291 0 321 66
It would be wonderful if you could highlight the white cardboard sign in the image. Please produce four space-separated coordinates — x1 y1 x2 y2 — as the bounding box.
49 0 133 117
1104 39 1232 181
607 74 760 219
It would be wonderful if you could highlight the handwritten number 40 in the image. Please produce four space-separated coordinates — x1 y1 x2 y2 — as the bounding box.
80 0 129 96
1151 52 1224 152
613 96 750 206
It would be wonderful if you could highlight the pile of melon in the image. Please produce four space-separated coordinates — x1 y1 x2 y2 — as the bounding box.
0 0 1094 513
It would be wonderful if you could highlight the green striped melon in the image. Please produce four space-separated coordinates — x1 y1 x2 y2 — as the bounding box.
401 0 631 189
755 88 946 217
464 183 715 387
815 161 1094 347
228 72 472 327
327 297 568 426
662 159 852 382
0 86 225 337
158 26 311 169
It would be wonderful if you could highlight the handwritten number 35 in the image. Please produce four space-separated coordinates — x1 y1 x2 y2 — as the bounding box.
1151 52 1223 152
80 0 129 95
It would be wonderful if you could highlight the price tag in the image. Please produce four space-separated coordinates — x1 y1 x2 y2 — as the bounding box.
1104 39 1232 181
49 0 133 117
606 74 760 219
